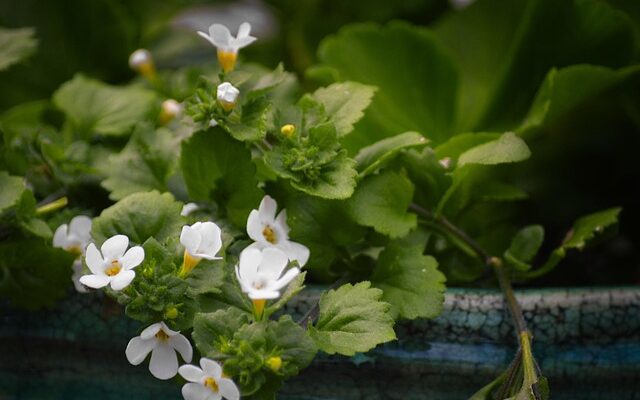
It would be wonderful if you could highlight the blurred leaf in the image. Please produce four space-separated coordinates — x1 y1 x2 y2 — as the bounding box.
434 132 500 162
504 225 544 271
53 74 157 137
0 27 37 71
193 307 251 359
311 81 376 136
562 207 621 250
219 96 271 142
355 131 428 176
458 132 530 167
308 281 396 356
0 171 26 214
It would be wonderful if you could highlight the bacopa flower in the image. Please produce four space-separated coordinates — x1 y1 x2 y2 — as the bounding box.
217 82 240 112
159 99 183 125
79 234 144 291
179 222 223 277
246 195 310 267
236 247 300 318
128 48 155 79
197 22 256 72
53 215 92 255
126 322 193 380
181 202 200 217
178 358 240 400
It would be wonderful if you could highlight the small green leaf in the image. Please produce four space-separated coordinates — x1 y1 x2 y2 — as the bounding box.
355 131 428 176
347 170 416 238
0 171 27 215
0 27 37 71
219 96 271 142
308 281 396 356
290 152 358 199
91 191 184 245
504 225 544 271
311 81 376 136
193 307 252 359
186 260 226 296
434 132 500 161
53 74 157 137
197 268 253 315
562 207 621 250
458 132 531 167
372 236 446 320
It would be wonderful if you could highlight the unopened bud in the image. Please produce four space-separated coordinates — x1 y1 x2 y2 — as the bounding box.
217 82 240 112
439 157 452 169
164 306 179 320
129 49 156 80
159 99 183 125
281 124 295 138
265 356 282 372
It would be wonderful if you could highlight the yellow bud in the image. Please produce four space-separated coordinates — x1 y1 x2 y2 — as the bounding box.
265 356 282 372
164 306 179 320
280 124 296 138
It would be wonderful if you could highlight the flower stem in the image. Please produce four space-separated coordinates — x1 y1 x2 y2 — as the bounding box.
35 196 68 215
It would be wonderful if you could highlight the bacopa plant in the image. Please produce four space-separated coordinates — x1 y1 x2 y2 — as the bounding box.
1 0 636 398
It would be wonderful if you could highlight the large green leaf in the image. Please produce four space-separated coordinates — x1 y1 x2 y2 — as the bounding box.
458 132 530 167
53 74 157 137
308 281 396 356
0 239 74 309
355 131 428 177
0 27 37 71
315 22 458 151
347 170 417 238
311 81 376 137
91 191 184 245
180 128 263 227
372 236 446 320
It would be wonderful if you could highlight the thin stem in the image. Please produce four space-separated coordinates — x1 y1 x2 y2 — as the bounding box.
35 196 68 215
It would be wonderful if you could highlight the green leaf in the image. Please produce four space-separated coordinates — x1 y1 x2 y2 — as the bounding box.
185 259 226 296
101 123 180 200
0 27 37 71
347 170 417 238
562 207 621 250
193 307 252 359
180 128 263 227
0 171 27 215
219 96 271 142
311 81 376 136
290 152 357 199
355 131 428 176
0 239 74 310
398 147 451 210
458 132 531 167
372 236 446 320
308 281 396 356
434 132 500 161
91 191 184 245
53 74 157 137
316 22 458 151
504 225 544 271
197 267 253 315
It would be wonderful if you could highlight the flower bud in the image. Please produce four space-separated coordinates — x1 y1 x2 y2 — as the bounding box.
217 82 240 112
128 49 156 80
159 99 183 125
164 306 179 320
265 356 282 372
280 124 295 138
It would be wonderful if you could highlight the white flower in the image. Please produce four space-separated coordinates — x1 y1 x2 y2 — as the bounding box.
246 195 310 267
181 202 200 217
160 99 183 124
197 22 256 72
126 321 193 380
179 358 240 400
128 49 155 79
53 215 92 255
180 222 223 261
217 82 240 112
79 234 145 291
235 247 300 300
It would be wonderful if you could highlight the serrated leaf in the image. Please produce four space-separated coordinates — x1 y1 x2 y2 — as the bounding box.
193 308 252 358
289 152 358 199
562 207 621 250
355 131 428 176
308 281 396 356
458 132 530 167
53 74 157 137
220 96 271 142
347 170 416 238
311 81 376 136
372 237 446 320
0 239 74 310
197 268 253 315
186 260 226 296
180 128 263 226
91 191 184 245
0 27 37 71
504 225 544 271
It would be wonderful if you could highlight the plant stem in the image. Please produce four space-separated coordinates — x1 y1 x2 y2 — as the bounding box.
35 196 68 215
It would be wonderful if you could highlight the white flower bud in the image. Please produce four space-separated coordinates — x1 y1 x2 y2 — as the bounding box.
216 82 240 112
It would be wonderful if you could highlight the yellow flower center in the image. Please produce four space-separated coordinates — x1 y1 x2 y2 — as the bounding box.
68 245 82 257
217 49 237 73
155 329 169 342
262 225 277 244
105 260 122 276
204 376 219 392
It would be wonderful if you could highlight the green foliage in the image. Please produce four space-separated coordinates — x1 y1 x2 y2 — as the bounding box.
355 131 428 176
308 281 396 356
91 191 184 245
0 239 74 310
310 81 376 136
347 170 417 238
372 235 446 320
0 27 37 71
457 132 531 167
53 75 157 137
504 225 544 272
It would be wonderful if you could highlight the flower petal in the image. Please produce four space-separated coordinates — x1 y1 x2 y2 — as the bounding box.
181 203 199 216
181 225 200 256
69 215 92 237
258 195 277 222
110 270 135 291
246 210 264 242
218 378 240 400
236 22 251 38
197 31 215 46
200 358 222 379
231 35 257 50
284 241 310 267
84 243 104 274
101 234 129 260
275 209 290 236
120 246 145 270
268 267 300 291
258 247 289 280
197 222 222 258
52 224 68 248
125 336 156 365
149 343 179 380
169 333 193 363
210 24 231 48
182 382 210 400
160 321 180 336
248 289 280 300
178 364 204 383
238 247 262 282
140 322 163 340
79 274 110 289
